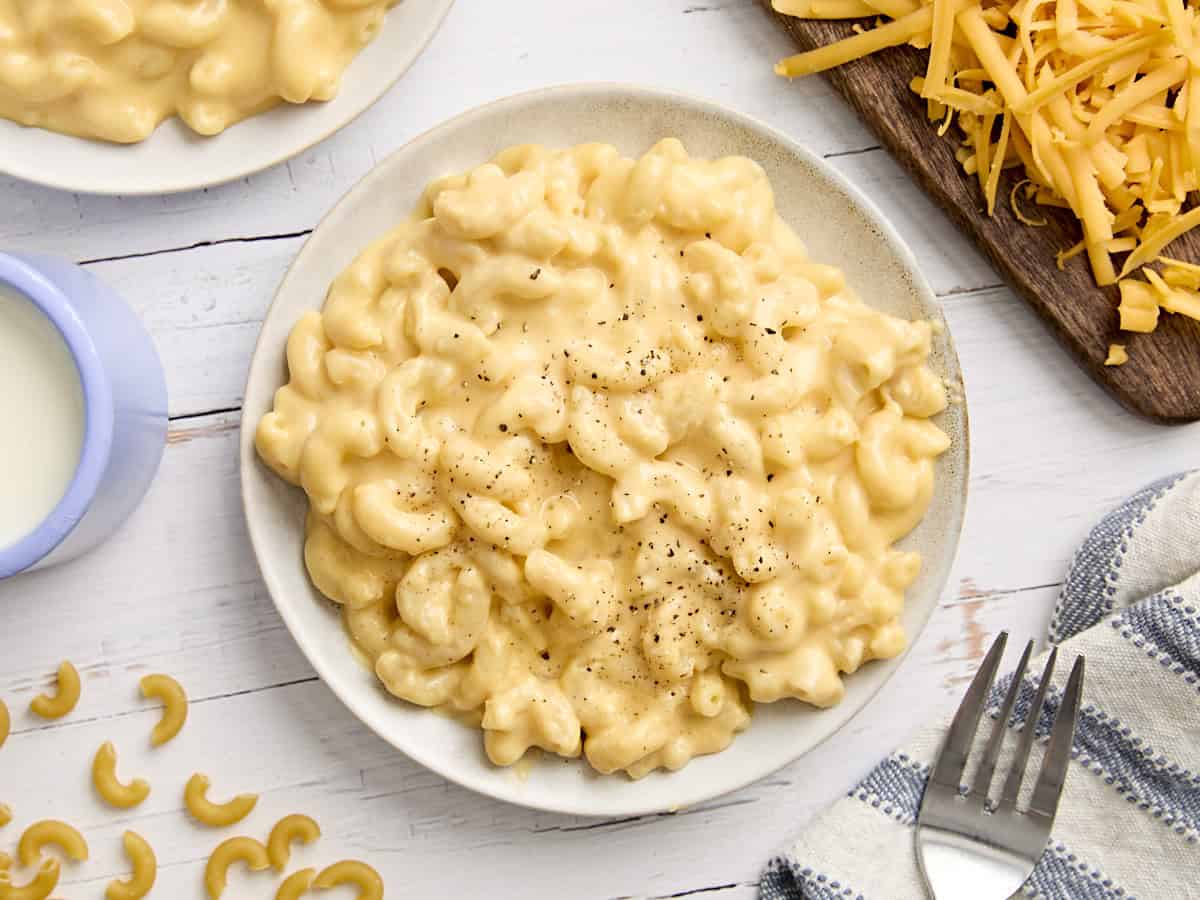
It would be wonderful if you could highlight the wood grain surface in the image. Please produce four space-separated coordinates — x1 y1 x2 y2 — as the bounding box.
762 1 1200 423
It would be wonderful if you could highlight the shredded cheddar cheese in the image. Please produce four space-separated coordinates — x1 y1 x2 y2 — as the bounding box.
771 0 1200 350
1118 279 1161 332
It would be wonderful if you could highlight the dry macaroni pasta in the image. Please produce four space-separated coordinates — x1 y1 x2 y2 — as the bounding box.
184 774 258 828
106 831 157 900
28 662 79 720
0 0 398 143
256 139 951 776
267 814 321 871
204 836 270 900
91 741 150 809
313 860 384 900
0 857 59 900
16 820 88 867
275 868 316 900
140 673 188 746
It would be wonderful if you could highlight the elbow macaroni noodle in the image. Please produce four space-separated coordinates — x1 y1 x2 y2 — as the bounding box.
267 814 321 871
16 820 88 867
275 868 317 900
91 741 151 809
106 831 157 900
313 860 384 900
204 835 271 900
0 698 9 748
184 774 258 828
1 671 339 900
29 662 79 720
0 0 398 143
0 857 59 900
256 139 952 776
140 673 188 746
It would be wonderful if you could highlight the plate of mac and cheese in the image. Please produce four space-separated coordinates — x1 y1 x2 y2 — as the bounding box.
0 0 454 195
241 84 968 816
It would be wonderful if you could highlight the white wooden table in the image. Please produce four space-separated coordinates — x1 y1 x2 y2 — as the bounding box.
1 2 1197 898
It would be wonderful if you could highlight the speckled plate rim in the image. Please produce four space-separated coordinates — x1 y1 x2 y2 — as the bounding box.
240 82 969 818
0 0 454 196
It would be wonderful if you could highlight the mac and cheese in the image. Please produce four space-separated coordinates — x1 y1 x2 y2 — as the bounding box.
0 0 398 143
256 139 951 776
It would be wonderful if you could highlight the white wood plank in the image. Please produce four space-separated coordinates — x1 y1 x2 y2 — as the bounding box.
87 238 301 417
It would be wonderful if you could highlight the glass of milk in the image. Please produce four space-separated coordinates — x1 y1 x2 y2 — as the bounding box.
0 252 168 579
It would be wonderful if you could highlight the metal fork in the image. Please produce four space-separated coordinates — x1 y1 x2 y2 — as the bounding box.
916 632 1086 900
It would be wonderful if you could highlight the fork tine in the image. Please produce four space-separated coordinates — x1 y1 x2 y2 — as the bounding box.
1029 655 1085 820
970 640 1033 802
998 645 1058 810
929 631 1008 792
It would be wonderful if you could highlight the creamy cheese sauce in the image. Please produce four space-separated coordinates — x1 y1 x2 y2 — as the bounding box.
0 283 85 549
0 0 396 143
255 140 951 777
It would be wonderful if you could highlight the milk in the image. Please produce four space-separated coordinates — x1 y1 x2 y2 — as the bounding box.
0 283 85 548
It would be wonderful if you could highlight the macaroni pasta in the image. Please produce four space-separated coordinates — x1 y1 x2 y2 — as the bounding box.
139 673 188 746
204 836 270 900
0 857 59 900
184 774 258 828
0 0 398 143
91 741 150 809
16 820 88 867
313 860 384 900
275 868 316 900
256 140 951 776
267 814 321 871
106 831 157 900
28 662 79 720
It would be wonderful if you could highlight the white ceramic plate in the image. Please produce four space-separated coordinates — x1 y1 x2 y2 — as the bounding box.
0 0 454 196
240 83 969 818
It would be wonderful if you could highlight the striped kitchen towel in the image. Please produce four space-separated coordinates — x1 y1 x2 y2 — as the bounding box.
761 470 1200 900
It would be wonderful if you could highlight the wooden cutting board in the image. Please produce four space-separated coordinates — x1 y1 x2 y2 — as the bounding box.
762 1 1200 423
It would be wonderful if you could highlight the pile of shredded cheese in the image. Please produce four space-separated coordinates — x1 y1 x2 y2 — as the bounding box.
772 0 1200 365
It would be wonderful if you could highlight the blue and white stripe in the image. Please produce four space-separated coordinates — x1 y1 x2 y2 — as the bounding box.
762 471 1200 900
1049 473 1185 645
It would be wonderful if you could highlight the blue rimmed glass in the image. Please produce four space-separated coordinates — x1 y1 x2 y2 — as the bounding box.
0 252 167 578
